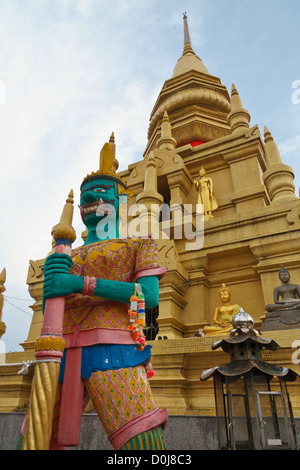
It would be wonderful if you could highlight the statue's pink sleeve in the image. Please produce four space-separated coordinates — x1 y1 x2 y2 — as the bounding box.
134 238 167 280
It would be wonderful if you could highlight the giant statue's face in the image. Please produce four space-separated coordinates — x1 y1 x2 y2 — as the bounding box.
79 177 119 227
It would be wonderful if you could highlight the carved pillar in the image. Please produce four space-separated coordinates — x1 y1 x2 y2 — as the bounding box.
136 151 164 237
223 128 269 211
156 240 188 339
181 255 210 335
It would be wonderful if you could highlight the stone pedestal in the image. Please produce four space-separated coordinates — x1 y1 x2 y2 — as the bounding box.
261 308 300 332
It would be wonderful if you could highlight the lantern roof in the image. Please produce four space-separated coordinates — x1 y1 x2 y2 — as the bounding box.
201 309 299 383
200 359 298 382
211 330 279 354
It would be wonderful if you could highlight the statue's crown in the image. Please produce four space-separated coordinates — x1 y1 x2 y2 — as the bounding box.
81 133 129 195
219 283 230 294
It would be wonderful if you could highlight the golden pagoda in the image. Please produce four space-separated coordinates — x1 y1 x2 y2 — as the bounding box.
1 14 300 421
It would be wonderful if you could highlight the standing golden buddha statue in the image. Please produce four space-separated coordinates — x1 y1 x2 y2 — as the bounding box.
194 167 218 219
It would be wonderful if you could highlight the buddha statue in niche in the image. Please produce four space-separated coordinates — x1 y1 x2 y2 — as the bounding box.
204 284 241 336
266 266 300 312
194 167 218 219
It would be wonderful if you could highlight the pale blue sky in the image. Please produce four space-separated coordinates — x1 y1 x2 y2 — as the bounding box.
0 0 299 352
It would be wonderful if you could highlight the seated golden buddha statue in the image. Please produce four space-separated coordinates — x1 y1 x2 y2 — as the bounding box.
204 284 241 336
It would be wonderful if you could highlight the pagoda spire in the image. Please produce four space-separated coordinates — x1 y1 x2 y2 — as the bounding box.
172 14 209 77
183 13 193 55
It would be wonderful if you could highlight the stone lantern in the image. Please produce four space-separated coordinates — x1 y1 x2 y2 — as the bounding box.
201 309 299 450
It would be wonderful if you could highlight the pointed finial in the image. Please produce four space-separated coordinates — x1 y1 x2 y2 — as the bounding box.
231 84 243 105
231 308 255 335
141 151 158 193
66 189 74 204
0 268 6 324
157 110 177 150
182 13 194 55
172 13 209 77
264 126 273 144
107 132 119 172
263 126 283 165
51 190 76 245
0 268 6 286
231 83 239 97
109 131 115 144
227 83 250 133
183 13 191 45
81 133 126 190
99 134 116 174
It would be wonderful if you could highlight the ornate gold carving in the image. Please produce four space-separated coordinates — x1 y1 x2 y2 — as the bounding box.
28 260 44 279
148 87 231 140
35 335 66 353
23 361 61 450
287 203 300 228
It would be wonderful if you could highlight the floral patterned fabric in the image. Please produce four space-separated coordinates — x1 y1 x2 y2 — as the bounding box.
63 237 165 338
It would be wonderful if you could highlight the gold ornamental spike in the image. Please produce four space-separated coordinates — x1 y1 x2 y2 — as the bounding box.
157 110 177 150
81 133 126 190
99 132 116 175
227 83 250 133
0 268 6 323
51 190 76 246
263 126 283 165
182 13 194 55
0 268 6 285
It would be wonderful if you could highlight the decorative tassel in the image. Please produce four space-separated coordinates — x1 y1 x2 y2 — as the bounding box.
146 359 155 378
127 284 155 376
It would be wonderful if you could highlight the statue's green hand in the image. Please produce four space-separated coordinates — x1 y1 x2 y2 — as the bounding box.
44 253 73 275
42 253 83 313
43 273 84 300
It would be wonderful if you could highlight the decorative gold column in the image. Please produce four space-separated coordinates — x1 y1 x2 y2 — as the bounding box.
155 240 188 339
136 151 164 238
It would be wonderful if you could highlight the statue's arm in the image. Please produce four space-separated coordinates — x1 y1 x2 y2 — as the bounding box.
207 178 214 196
42 253 159 311
213 307 220 325
273 287 280 303
92 275 159 308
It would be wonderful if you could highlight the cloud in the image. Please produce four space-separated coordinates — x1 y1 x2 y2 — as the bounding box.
279 135 300 156
0 0 166 351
